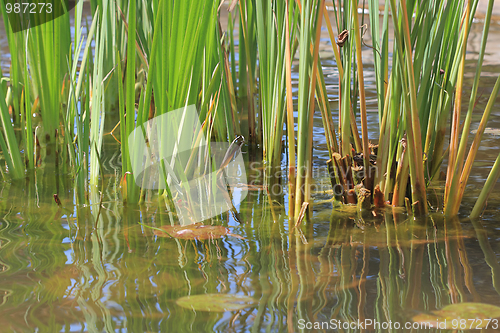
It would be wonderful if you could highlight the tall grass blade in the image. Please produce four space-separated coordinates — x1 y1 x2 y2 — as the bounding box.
388 0 427 215
294 0 324 218
351 0 372 190
0 81 24 179
445 0 494 216
285 0 296 216
470 152 500 219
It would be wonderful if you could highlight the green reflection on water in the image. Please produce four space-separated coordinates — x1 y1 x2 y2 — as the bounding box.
1 172 500 332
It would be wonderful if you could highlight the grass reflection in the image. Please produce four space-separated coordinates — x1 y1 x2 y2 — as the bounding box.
0 181 500 332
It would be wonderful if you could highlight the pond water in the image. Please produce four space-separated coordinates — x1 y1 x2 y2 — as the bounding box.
1 6 500 333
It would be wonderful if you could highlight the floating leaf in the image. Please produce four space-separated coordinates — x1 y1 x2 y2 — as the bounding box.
412 303 500 330
176 294 257 312
153 223 244 240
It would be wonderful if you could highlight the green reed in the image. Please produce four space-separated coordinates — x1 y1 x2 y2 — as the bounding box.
66 1 98 204
321 0 499 217
236 0 258 143
254 0 299 173
0 76 24 179
293 0 325 219
471 152 500 219
0 2 94 188
116 0 236 208
0 5 70 174
88 0 131 111
444 0 499 216
0 0 499 220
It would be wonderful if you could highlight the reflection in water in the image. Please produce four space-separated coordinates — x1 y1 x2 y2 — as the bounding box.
1 177 500 332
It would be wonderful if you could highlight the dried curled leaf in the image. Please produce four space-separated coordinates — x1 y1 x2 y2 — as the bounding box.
336 29 349 47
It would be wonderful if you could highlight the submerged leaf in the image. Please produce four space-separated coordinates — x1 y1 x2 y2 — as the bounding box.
176 294 257 312
154 223 242 240
412 303 500 329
